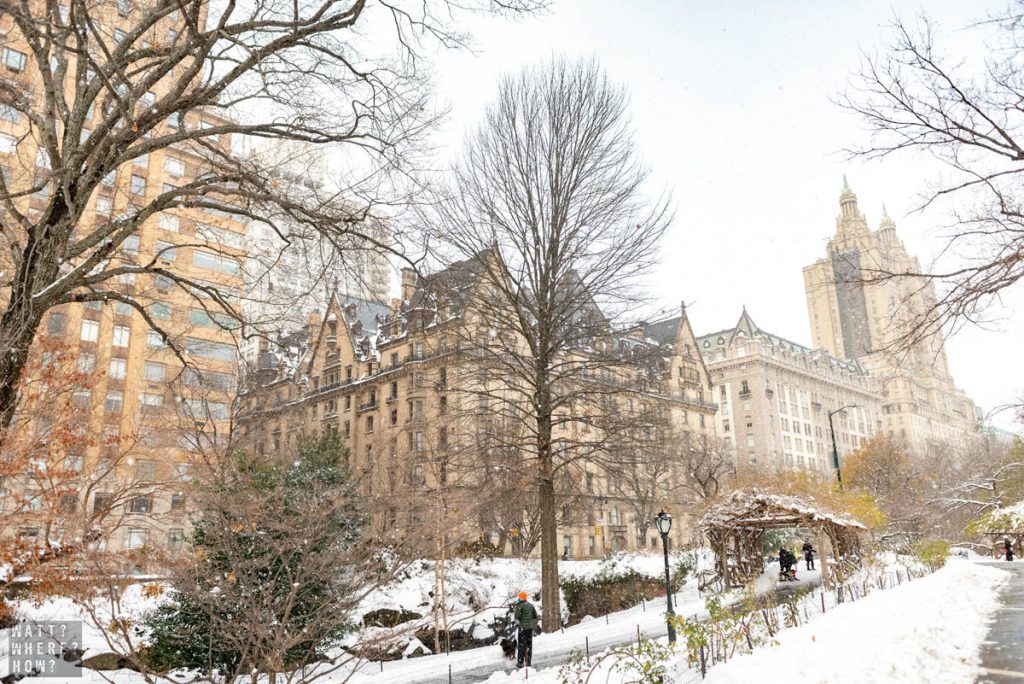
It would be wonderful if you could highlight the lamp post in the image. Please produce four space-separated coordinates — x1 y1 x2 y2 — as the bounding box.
654 510 676 644
827 404 858 487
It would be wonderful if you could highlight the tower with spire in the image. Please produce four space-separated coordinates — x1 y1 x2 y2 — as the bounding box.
801 176 978 452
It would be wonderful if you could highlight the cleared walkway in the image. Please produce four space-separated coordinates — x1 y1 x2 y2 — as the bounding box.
978 563 1024 683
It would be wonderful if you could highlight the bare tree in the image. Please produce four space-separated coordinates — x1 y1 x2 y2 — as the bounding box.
0 334 169 615
0 0 543 439
839 6 1024 350
423 58 670 631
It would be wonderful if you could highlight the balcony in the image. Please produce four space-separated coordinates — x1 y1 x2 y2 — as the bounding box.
357 400 378 413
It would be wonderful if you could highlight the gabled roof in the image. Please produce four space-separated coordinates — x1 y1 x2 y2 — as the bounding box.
696 308 867 375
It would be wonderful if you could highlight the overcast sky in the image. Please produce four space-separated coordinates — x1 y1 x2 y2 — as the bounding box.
420 0 1022 429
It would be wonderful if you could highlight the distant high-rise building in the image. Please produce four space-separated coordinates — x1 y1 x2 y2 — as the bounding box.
240 141 390 366
802 179 978 450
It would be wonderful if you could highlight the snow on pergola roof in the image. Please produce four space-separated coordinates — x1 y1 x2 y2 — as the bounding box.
700 490 868 532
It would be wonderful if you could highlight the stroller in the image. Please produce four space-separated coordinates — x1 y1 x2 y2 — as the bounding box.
778 548 799 582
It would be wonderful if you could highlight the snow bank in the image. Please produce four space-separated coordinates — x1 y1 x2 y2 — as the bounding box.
703 559 1008 684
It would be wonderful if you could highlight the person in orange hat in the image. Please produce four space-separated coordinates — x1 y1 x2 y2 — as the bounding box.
512 591 538 668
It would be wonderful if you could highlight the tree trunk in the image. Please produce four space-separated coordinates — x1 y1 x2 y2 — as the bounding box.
538 469 559 632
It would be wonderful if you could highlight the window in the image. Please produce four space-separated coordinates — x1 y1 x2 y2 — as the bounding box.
122 234 140 254
46 312 67 335
153 274 173 292
2 48 27 72
133 152 149 167
366 416 374 433
189 307 235 329
164 156 184 176
72 389 92 409
130 175 146 194
77 352 95 373
193 250 239 275
0 133 16 154
117 0 131 15
196 223 245 250
150 301 171 319
95 196 113 215
167 528 184 550
114 28 127 43
104 391 124 413
35 147 49 168
167 111 180 129
170 492 186 511
130 496 153 514
108 357 127 379
125 528 147 549
143 361 166 381
0 104 21 122
147 330 166 348
112 325 130 347
185 338 235 362
746 434 755 447
200 120 219 142
154 240 177 261
159 213 179 232
413 431 424 452
139 392 164 413
166 29 177 44
141 91 155 106
80 319 99 342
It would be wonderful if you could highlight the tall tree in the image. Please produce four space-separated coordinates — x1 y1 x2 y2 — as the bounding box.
424 58 670 631
840 5 1024 352
0 0 542 439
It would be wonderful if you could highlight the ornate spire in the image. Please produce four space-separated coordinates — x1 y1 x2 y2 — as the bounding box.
839 174 859 219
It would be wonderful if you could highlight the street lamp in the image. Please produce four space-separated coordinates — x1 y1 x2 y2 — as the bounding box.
827 404 858 487
654 510 676 644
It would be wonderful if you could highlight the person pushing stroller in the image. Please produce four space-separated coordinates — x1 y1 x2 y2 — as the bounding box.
778 547 797 581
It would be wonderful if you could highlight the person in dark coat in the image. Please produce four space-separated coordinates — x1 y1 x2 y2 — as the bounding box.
779 547 795 579
512 591 539 668
802 541 815 570
1006 539 1014 562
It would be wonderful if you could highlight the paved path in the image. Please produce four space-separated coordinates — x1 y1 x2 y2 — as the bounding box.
387 572 823 684
978 563 1024 683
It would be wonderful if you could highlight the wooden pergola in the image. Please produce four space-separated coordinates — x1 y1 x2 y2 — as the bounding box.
699 490 867 590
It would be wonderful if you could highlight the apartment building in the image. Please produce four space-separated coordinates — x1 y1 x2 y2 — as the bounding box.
696 309 883 476
0 4 242 552
237 257 718 558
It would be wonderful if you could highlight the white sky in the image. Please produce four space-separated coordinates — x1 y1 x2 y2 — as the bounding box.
420 0 1023 428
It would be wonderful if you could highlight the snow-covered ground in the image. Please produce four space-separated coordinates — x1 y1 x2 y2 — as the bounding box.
702 559 1009 684
476 559 1008 684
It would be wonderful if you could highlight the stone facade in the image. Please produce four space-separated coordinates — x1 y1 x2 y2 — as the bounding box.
237 256 718 558
696 309 883 476
802 180 978 451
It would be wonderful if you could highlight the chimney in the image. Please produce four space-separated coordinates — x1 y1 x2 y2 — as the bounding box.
400 267 417 302
308 311 322 343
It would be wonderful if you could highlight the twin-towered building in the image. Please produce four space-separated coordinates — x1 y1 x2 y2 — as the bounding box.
803 179 979 451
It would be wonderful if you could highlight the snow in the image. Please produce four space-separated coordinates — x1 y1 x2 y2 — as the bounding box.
702 559 1008 684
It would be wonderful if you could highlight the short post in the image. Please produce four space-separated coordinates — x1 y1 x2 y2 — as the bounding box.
816 525 832 591
448 663 452 683
585 636 590 663
655 510 677 644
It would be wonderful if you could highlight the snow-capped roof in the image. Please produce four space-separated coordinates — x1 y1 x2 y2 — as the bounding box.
700 490 868 531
